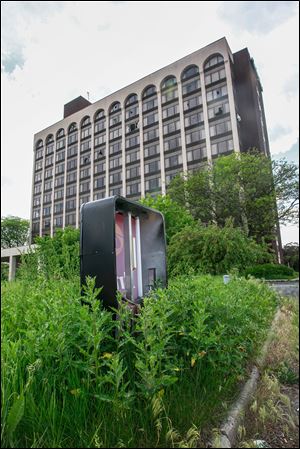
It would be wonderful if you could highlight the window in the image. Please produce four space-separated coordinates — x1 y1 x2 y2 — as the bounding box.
95 110 105 121
94 120 106 133
144 128 159 142
94 177 105 189
67 145 78 158
162 104 179 119
54 203 63 213
35 172 43 183
143 112 158 127
126 135 140 148
80 196 89 207
209 120 231 137
110 141 121 155
80 181 90 193
81 117 91 127
67 159 77 170
110 187 121 196
211 138 234 155
126 150 140 164
54 216 63 227
43 206 51 217
44 180 52 191
33 197 41 207
33 209 40 219
34 184 42 194
43 193 52 204
109 127 122 140
161 89 178 104
164 136 181 151
67 172 77 183
208 101 230 119
35 160 43 171
181 65 199 80
126 121 139 133
206 85 227 102
56 150 65 162
110 102 121 114
94 191 105 200
182 79 200 95
144 144 159 158
54 189 64 200
95 148 105 160
44 168 52 179
166 173 179 185
204 54 224 70
56 139 65 150
66 185 76 197
66 199 76 211
80 167 91 179
95 134 106 147
126 166 140 179
43 219 51 230
184 111 204 127
55 163 65 175
186 129 205 144
125 105 138 119
142 85 156 98
109 172 122 184
80 140 91 153
66 214 76 225
142 97 158 112
144 160 160 174
36 149 43 160
109 156 122 169
165 154 182 169
205 68 226 85
80 154 90 165
55 176 64 187
163 120 180 135
94 162 106 174
126 183 140 195
81 127 91 140
68 132 78 145
145 177 161 191
161 77 177 91
125 94 138 106
187 147 207 162
45 156 53 166
109 114 121 127
183 95 202 111
46 144 54 155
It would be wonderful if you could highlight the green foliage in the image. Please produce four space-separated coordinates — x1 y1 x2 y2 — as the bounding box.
1 216 30 248
244 263 297 280
140 194 194 244
169 152 299 243
1 266 278 448
1 262 9 281
33 227 80 279
168 221 273 276
283 242 299 272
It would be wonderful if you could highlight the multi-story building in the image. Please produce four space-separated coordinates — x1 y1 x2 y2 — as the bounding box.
30 37 271 240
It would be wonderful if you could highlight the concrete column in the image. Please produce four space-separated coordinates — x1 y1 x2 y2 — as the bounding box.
50 136 57 237
177 80 188 174
90 121 95 201
76 126 81 228
199 69 212 164
62 134 68 228
224 59 240 153
121 107 126 196
156 90 166 195
105 119 110 197
8 256 17 281
138 98 145 198
39 142 47 236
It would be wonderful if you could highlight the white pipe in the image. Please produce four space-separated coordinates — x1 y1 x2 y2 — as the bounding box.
135 217 143 297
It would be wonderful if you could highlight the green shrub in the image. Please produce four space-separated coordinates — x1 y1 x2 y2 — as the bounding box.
244 263 297 280
168 221 273 276
1 273 277 448
1 262 9 281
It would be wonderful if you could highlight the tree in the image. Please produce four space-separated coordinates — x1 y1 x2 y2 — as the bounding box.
1 216 30 248
169 151 299 244
283 242 299 272
140 194 194 244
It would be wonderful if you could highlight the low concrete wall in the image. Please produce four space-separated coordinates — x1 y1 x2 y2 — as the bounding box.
266 280 299 299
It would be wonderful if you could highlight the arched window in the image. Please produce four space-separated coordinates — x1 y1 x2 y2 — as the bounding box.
46 134 54 144
125 94 138 107
36 139 43 149
68 123 77 134
204 53 224 71
56 128 65 139
161 76 177 91
142 85 157 99
109 101 121 114
94 109 105 121
81 116 91 128
181 65 199 81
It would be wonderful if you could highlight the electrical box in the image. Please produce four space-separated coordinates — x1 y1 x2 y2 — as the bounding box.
80 196 167 310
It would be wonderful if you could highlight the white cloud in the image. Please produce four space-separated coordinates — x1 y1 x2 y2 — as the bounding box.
1 0 299 232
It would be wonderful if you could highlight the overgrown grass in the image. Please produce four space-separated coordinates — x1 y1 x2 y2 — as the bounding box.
1 274 278 448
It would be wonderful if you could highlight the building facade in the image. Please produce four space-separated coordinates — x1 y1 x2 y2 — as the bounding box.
30 37 270 240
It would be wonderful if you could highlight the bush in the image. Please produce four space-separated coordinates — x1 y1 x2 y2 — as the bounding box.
168 221 273 276
1 274 277 448
244 263 297 280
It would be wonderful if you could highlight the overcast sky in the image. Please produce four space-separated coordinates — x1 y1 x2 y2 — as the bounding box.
1 1 299 244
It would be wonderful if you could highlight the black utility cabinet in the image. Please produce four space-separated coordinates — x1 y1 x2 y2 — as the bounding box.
80 196 167 309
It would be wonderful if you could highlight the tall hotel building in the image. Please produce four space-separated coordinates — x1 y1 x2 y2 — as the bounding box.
30 37 270 240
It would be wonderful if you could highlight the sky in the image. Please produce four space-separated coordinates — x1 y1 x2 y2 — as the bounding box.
1 1 299 244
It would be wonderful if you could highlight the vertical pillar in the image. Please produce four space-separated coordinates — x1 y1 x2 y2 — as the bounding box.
177 81 188 174
121 107 126 196
8 256 17 281
157 90 166 195
138 98 145 198
224 58 240 153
